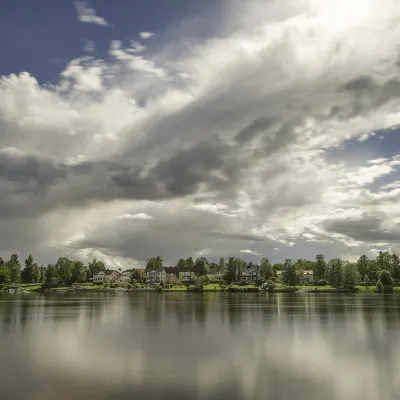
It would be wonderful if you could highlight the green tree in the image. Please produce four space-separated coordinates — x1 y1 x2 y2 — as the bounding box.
326 258 343 289
356 255 369 280
176 258 188 269
282 259 297 287
193 257 209 276
342 261 358 290
7 254 21 283
259 257 273 281
314 254 326 281
45 264 58 285
145 256 163 272
224 257 238 283
376 270 394 293
186 257 194 269
39 266 47 283
56 257 73 284
88 258 106 278
71 261 87 283
364 274 370 287
376 251 392 273
217 258 225 273
32 265 41 283
22 254 35 283
367 259 380 283
391 253 400 283
272 263 284 274
131 269 145 282
0 263 11 284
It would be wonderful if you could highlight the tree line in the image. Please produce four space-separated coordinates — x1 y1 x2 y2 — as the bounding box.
146 251 400 291
0 251 399 292
0 254 108 285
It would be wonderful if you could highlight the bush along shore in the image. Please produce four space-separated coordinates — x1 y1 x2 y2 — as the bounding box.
1 251 400 294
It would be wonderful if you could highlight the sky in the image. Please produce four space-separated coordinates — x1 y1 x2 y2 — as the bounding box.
1 0 400 269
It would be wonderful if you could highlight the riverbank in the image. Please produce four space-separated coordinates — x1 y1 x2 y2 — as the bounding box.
2 282 400 294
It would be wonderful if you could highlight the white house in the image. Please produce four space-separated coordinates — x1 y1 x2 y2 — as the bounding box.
105 270 121 282
146 267 166 283
207 269 223 282
93 271 105 283
122 269 133 278
115 275 130 286
302 270 314 283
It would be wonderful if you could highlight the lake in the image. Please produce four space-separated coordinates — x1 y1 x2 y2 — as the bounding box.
1 292 400 400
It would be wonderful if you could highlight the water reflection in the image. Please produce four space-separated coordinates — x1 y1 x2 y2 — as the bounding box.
1 292 400 399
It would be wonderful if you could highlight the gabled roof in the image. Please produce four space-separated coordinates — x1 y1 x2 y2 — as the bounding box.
165 267 191 274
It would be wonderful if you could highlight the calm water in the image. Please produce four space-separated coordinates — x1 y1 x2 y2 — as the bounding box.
1 293 400 400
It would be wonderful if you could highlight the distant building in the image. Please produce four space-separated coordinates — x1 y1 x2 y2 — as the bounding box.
146 267 166 283
207 269 224 282
302 270 314 283
238 265 259 282
145 267 195 284
93 271 105 283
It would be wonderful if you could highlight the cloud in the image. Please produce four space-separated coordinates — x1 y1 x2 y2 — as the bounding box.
139 32 155 40
116 213 153 220
75 1 112 27
2 0 400 265
240 249 262 256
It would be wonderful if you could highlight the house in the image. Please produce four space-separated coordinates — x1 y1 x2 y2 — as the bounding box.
146 267 166 283
145 267 195 284
207 269 223 282
238 265 259 282
105 270 121 282
122 269 133 278
93 271 105 283
164 267 195 283
177 268 195 283
115 275 131 286
302 270 314 283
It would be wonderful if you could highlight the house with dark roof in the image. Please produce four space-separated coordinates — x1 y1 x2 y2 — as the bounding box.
164 267 195 283
146 267 166 283
238 265 259 282
207 268 224 282
145 267 195 284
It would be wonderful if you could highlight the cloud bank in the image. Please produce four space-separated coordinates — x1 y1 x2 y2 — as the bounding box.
1 0 400 267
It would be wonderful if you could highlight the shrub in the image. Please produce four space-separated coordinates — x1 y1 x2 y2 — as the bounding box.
267 280 276 292
238 281 248 286
377 270 393 293
127 284 132 290
316 279 327 286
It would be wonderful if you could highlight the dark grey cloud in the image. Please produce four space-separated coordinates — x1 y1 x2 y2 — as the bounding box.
322 213 400 243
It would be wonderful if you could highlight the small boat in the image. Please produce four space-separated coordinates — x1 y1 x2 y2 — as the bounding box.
115 287 128 292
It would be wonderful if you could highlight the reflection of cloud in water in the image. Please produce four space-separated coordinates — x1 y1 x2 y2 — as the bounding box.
0 294 400 399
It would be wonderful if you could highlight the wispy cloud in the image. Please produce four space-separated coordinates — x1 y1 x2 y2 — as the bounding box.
139 32 155 40
116 213 153 220
75 1 112 27
240 249 262 256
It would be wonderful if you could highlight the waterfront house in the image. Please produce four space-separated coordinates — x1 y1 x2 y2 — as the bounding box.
146 267 166 283
122 269 133 278
207 269 223 282
302 270 314 283
93 271 105 283
164 267 195 283
145 267 195 284
115 275 131 286
238 265 259 282
105 270 121 282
